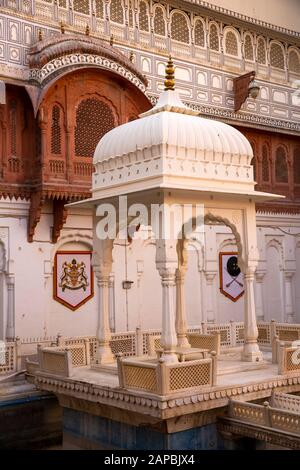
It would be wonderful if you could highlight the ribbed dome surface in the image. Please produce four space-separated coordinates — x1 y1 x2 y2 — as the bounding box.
93 90 253 165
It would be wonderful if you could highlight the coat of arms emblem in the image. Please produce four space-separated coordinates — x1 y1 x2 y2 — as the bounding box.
54 251 94 310
60 258 89 292
219 252 244 302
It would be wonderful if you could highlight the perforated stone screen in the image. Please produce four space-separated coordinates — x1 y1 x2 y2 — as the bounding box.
257 38 266 64
244 35 254 60
225 31 238 56
275 147 288 183
194 20 204 47
209 24 219 51
262 145 270 182
270 43 285 69
171 12 189 44
110 0 124 24
154 6 166 36
9 100 17 157
139 1 149 32
289 51 300 73
73 0 90 14
75 98 115 158
51 105 61 155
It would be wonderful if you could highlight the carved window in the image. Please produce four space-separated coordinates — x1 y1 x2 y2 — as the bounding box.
73 0 90 14
262 144 269 182
209 24 219 51
139 1 149 32
275 146 288 183
270 43 285 69
51 105 62 155
194 20 205 47
244 34 254 61
171 12 190 44
75 98 115 157
153 6 166 36
9 99 17 157
257 37 266 64
289 50 300 74
225 31 238 56
95 0 104 18
294 148 300 184
110 0 124 24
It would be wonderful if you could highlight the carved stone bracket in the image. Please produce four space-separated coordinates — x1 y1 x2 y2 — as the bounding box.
28 190 45 243
52 198 68 244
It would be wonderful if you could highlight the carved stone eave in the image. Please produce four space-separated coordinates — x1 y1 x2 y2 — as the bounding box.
27 370 300 423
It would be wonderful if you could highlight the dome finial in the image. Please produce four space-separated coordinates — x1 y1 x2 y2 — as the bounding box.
164 56 175 91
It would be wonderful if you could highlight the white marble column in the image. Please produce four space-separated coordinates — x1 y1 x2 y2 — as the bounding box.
6 277 15 340
284 271 295 323
255 271 265 322
204 271 216 323
242 266 263 362
109 273 115 332
93 239 114 365
156 239 178 363
175 267 190 348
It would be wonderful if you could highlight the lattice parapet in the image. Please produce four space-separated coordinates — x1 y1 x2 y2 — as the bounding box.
229 400 266 426
117 355 216 395
271 391 300 413
257 322 271 345
276 325 300 341
278 344 300 374
229 399 300 436
207 324 231 347
0 342 16 375
270 408 300 435
187 333 220 355
109 333 136 357
38 347 72 377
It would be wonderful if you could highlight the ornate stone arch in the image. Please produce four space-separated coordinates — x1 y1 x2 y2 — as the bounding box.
193 17 206 48
27 35 150 116
170 9 191 44
288 47 300 74
219 237 238 252
269 40 285 70
223 27 241 57
209 21 220 52
244 33 254 61
153 3 167 37
257 36 267 64
176 212 243 270
51 232 93 262
265 238 284 269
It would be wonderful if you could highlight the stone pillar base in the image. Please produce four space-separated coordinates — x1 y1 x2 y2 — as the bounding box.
93 346 115 365
177 336 191 348
160 351 178 363
242 343 263 362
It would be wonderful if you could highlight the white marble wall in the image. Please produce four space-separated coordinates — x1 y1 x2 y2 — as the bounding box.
0 200 299 341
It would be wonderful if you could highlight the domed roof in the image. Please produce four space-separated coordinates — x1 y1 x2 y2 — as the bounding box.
94 89 253 165
92 58 256 197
